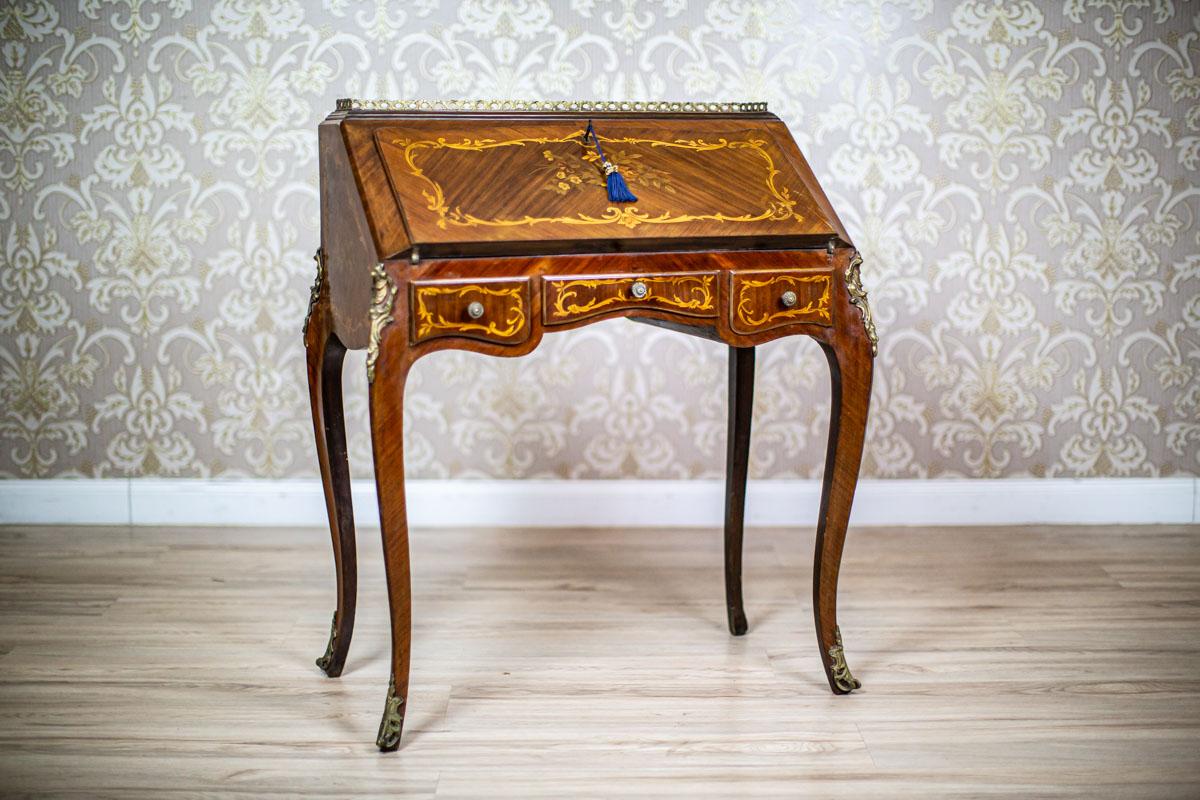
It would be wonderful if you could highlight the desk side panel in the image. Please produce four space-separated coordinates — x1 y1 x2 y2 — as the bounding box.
320 118 409 348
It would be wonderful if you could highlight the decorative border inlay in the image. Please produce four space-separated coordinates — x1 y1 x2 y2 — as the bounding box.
413 283 527 342
845 253 878 356
383 132 803 231
366 262 397 384
340 98 768 113
734 274 832 329
828 626 862 692
302 248 326 337
546 274 715 321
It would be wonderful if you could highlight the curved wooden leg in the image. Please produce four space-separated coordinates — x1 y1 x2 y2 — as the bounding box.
305 290 357 679
813 316 873 694
369 341 412 751
724 346 754 636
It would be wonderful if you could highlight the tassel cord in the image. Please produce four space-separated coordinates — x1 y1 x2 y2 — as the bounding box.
584 120 610 164
584 120 637 203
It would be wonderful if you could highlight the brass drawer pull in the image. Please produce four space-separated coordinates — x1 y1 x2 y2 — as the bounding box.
630 280 648 299
466 301 485 319
780 290 798 308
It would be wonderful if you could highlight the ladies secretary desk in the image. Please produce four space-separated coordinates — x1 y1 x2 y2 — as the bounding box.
303 98 878 751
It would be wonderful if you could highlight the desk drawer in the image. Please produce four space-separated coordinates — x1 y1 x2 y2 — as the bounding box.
411 279 530 345
543 272 717 325
729 269 833 334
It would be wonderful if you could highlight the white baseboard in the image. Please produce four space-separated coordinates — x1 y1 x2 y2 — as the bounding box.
0 478 1195 527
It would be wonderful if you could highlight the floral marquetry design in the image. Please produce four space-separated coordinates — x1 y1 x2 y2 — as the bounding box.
381 132 806 231
537 146 602 195
536 146 678 197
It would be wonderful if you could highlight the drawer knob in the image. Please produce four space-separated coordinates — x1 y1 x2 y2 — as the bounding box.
630 280 648 299
780 290 798 308
466 301 485 319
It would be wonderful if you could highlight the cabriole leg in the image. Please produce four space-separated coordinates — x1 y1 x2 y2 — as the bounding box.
366 263 411 751
813 315 873 694
304 256 357 679
369 353 413 751
724 345 754 636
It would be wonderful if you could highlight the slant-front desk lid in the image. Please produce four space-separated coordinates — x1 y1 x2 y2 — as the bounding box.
330 100 843 260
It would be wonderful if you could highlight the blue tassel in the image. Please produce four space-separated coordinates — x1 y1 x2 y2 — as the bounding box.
585 120 637 203
605 165 637 203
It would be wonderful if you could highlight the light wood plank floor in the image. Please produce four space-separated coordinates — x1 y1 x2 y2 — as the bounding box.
0 523 1198 798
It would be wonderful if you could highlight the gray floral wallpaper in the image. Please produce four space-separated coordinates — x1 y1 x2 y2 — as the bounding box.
0 0 1196 480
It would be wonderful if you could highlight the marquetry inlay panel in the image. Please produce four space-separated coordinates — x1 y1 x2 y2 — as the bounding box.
729 269 833 334
370 119 835 247
543 272 717 325
410 279 530 345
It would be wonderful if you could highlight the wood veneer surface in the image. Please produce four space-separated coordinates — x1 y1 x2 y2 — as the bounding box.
335 112 841 258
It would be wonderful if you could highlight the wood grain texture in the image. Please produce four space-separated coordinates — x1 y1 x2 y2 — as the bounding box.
728 268 834 334
814 246 875 694
303 278 357 678
337 112 412 261
409 278 531 346
396 248 841 350
368 321 415 751
0 523 1198 797
542 272 717 325
325 108 842 260
724 346 754 637
370 119 834 248
319 117 385 350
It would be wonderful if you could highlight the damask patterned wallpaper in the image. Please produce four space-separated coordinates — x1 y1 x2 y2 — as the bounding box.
0 0 1196 480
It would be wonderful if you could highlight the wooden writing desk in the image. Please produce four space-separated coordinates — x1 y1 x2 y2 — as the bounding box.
304 99 878 751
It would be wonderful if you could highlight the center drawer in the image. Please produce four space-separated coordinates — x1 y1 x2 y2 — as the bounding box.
543 272 718 325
